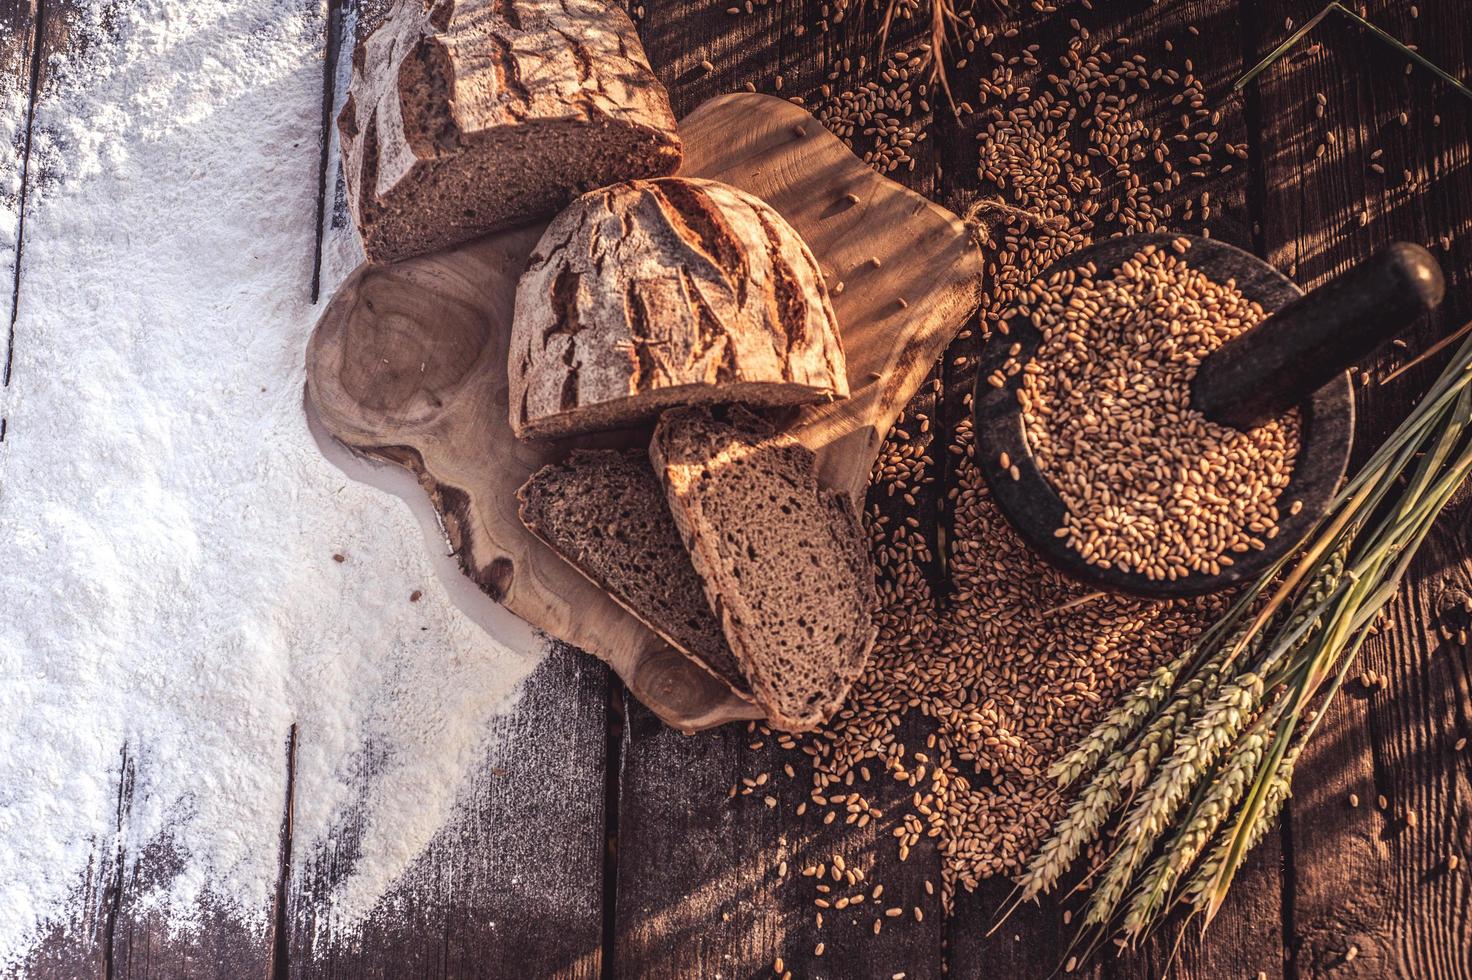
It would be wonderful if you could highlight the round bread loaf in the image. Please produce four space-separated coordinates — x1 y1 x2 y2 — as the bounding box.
508 177 849 440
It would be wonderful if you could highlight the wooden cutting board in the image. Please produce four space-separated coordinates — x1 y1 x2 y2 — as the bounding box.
306 93 984 732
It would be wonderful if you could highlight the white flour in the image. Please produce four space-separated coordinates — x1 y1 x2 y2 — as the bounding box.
0 0 543 967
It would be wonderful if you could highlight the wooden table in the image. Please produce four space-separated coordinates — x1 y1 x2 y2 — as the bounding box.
5 0 1469 977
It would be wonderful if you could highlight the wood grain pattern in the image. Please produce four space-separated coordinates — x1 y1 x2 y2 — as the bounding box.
306 91 984 733
20 750 278 980
289 644 610 980
15 751 116 980
109 820 278 980
1249 1 1472 977
613 702 949 979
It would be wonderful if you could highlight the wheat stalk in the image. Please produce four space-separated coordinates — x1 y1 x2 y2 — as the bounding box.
1018 331 1472 968
1235 2 1472 104
873 0 1010 112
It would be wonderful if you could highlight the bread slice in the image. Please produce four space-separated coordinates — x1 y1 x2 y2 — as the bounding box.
339 0 682 264
650 406 878 731
517 450 753 700
509 178 849 440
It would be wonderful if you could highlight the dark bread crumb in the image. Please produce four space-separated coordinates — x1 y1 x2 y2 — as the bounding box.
651 406 879 731
518 450 752 699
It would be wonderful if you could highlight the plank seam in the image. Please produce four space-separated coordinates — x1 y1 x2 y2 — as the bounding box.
101 744 133 980
268 724 299 980
310 0 347 304
1235 1 1299 976
1238 0 1270 263
2 0 47 432
600 675 625 980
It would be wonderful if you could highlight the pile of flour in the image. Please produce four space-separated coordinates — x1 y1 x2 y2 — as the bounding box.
0 0 543 967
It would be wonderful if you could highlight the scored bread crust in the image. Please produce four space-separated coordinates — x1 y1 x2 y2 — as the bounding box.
517 450 755 701
509 177 849 440
339 0 682 264
650 406 879 732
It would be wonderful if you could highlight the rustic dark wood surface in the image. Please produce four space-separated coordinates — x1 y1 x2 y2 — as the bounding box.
4 0 1468 977
1252 1 1472 976
289 644 610 980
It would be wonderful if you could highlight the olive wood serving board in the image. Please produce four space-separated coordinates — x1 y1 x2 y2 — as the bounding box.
306 93 984 732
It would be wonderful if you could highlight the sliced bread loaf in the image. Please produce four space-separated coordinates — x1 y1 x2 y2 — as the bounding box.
650 406 878 731
339 0 682 264
517 450 753 700
509 177 849 440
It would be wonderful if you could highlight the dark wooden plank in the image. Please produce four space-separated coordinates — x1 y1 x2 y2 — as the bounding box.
634 0 784 119
613 4 950 978
613 705 949 979
1247 0 1472 976
23 747 276 980
612 402 950 980
15 755 117 980
106 753 280 980
289 643 610 980
612 703 803 978
936 0 1286 976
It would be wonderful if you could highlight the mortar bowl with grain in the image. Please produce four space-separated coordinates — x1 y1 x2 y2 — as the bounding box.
971 233 1445 599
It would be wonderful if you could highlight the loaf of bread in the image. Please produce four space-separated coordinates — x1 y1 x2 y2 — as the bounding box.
339 0 682 264
509 178 849 440
650 406 878 731
517 450 752 700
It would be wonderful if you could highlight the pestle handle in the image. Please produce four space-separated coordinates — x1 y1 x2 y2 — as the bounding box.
1192 242 1445 430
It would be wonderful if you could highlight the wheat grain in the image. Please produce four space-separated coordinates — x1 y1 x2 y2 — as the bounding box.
1011 246 1300 579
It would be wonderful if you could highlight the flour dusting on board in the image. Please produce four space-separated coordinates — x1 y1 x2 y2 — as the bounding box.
0 2 542 966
